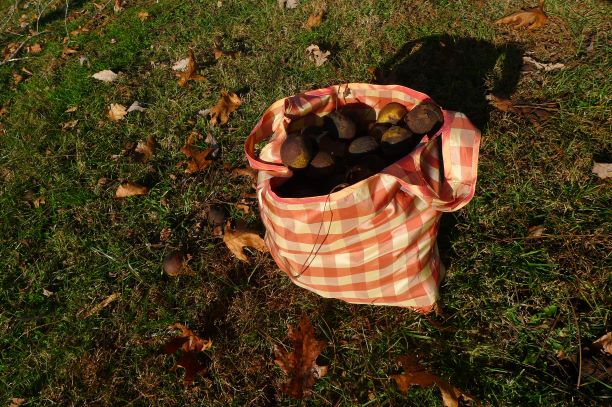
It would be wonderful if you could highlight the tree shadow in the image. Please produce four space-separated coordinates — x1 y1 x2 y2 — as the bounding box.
376 35 524 129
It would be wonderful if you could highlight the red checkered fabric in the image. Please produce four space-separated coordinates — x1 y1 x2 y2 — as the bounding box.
245 84 480 312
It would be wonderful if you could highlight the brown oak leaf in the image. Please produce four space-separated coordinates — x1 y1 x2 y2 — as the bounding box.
107 103 127 121
495 0 547 31
180 132 214 174
163 323 211 385
209 91 242 126
392 356 474 407
115 181 149 198
487 94 558 128
303 8 326 29
134 135 155 162
593 332 612 355
273 316 328 399
177 48 204 87
223 221 267 262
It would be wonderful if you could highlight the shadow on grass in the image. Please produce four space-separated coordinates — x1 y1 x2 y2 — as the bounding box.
377 35 524 129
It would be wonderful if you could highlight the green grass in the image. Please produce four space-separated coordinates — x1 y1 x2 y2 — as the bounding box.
1 0 611 405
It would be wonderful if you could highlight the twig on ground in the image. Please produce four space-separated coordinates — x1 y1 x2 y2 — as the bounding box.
0 0 21 33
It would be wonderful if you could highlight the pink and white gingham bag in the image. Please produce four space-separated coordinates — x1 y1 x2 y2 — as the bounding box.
245 84 480 312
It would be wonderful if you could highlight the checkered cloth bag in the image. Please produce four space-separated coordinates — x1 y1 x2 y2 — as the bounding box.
245 84 480 312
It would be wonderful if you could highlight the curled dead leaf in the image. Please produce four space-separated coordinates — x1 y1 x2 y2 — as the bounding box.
223 221 267 262
392 356 474 407
115 181 149 198
592 162 612 179
303 8 326 29
487 94 558 128
107 103 127 121
528 225 546 238
305 44 330 67
92 69 118 82
127 100 147 113
593 332 612 355
62 47 79 58
114 0 123 12
274 316 327 399
209 91 242 126
27 42 42 53
134 135 155 162
137 11 149 21
495 0 547 31
82 292 120 318
177 48 205 87
61 120 78 130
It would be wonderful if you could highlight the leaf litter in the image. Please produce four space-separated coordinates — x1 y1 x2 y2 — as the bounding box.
180 132 215 174
107 103 127 121
176 48 204 87
223 221 267 262
392 355 475 407
306 44 330 66
92 69 118 82
592 162 611 179
274 316 328 399
495 0 548 30
115 181 149 198
209 91 242 126
163 323 212 385
487 94 558 128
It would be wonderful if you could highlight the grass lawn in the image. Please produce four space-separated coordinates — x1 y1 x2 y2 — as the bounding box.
1 0 610 405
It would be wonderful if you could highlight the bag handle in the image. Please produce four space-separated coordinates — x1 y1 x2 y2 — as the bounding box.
382 110 481 212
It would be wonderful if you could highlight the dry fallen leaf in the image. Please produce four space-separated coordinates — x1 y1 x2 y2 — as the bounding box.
10 398 26 407
115 181 149 198
114 0 123 12
213 38 238 60
3 42 18 61
177 48 205 87
274 316 327 399
487 94 558 128
65 106 78 113
12 72 23 85
27 42 42 53
127 100 146 113
92 69 118 82
278 0 298 9
592 162 612 179
593 332 612 355
303 8 326 29
209 91 242 126
163 323 212 385
107 103 127 121
134 135 155 162
181 132 215 174
392 356 474 407
172 58 189 71
32 196 45 208
235 203 250 214
83 292 120 318
495 0 547 30
70 26 90 36
305 44 330 67
528 225 546 238
223 221 267 262
61 119 78 130
522 56 565 72
62 47 79 58
137 11 149 21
